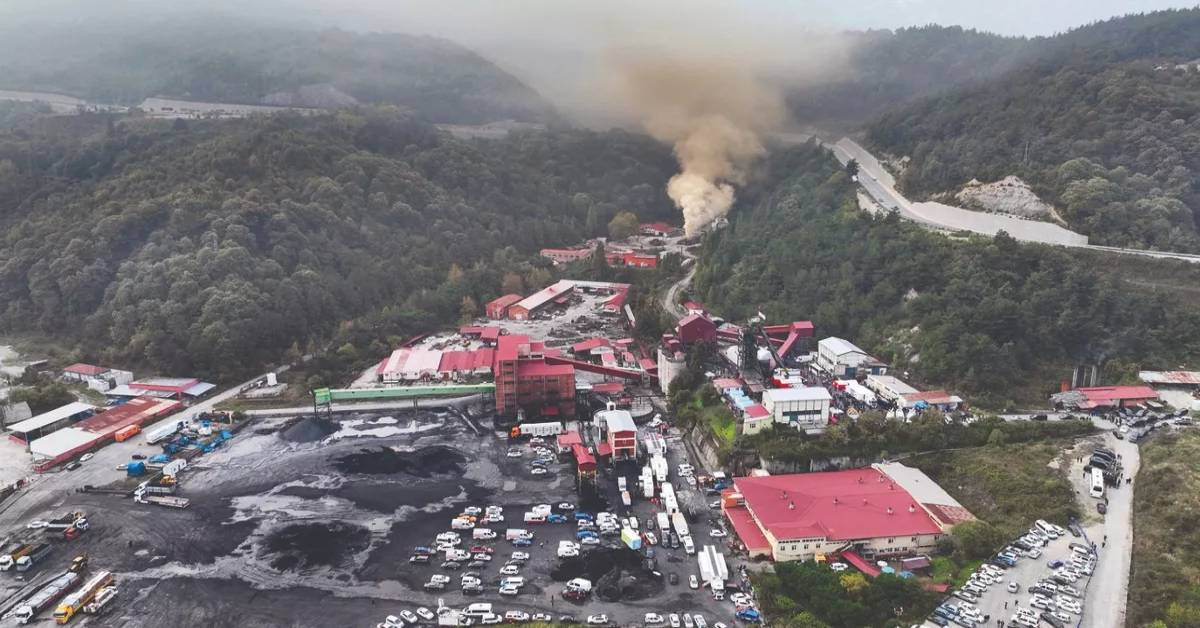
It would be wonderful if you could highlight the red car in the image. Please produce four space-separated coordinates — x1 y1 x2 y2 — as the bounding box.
470 545 495 554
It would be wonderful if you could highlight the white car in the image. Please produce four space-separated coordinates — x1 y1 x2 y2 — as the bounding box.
505 611 530 622
669 614 682 628
709 529 727 538
429 574 450 584
580 536 600 546
500 564 521 575
645 613 666 625
463 506 482 515
586 615 609 625
506 450 522 457
558 502 575 510
498 585 519 596
558 547 579 558
530 468 548 475
480 613 503 624
511 552 530 562
416 608 435 621
829 562 848 572
399 610 418 623
689 574 699 589
79 453 94 463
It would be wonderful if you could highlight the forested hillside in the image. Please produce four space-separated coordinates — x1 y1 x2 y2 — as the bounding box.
866 9 1200 251
0 105 677 378
787 25 1029 131
693 143 1200 405
0 14 551 124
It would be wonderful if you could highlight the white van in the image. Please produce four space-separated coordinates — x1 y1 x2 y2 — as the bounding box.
505 529 532 541
464 603 494 617
451 518 475 530
1035 520 1058 536
473 528 497 540
682 536 695 555
566 577 593 592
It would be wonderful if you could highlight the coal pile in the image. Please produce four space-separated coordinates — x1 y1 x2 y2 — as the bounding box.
550 547 664 602
280 416 339 442
263 521 370 571
334 445 466 476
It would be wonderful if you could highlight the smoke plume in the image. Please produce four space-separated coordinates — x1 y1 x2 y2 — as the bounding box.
611 52 787 235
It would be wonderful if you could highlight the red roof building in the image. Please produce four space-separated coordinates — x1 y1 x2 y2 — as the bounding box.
1072 386 1159 409
509 280 575 320
63 363 109 377
676 314 717 344
602 289 628 313
722 469 954 562
486 294 523 319
571 338 612 354
622 252 659 268
640 222 677 237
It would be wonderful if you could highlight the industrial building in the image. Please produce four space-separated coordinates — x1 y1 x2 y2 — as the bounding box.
816 337 888 378
741 404 772 435
61 363 133 392
494 334 576 419
106 377 215 400
900 390 963 412
676 314 717 345
761 387 832 433
540 248 593 264
508 280 576 320
594 406 637 461
640 222 678 237
1051 385 1160 410
656 347 686 394
485 294 523 319
621 252 659 268
6 402 95 444
28 397 182 471
865 375 918 404
721 465 971 562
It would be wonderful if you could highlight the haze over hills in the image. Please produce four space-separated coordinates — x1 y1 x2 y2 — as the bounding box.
0 13 553 124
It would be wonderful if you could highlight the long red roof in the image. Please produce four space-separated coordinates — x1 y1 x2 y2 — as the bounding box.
734 469 942 542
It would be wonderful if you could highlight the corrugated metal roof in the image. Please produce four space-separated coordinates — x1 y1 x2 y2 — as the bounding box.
7 402 95 433
1139 370 1200 385
764 387 832 403
819 337 867 357
29 427 97 459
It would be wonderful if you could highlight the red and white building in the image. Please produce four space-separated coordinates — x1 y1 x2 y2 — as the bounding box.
594 407 637 461
494 334 575 419
722 465 972 562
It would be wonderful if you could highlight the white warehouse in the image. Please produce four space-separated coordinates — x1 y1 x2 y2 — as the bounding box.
816 337 887 378
761 387 832 434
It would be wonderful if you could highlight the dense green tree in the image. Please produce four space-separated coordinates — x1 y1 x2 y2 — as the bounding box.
608 211 640 240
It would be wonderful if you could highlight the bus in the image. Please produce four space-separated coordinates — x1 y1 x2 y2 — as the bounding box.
1090 467 1105 499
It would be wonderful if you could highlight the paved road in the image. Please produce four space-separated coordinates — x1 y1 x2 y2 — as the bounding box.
829 137 1200 264
1077 421 1139 628
662 266 696 320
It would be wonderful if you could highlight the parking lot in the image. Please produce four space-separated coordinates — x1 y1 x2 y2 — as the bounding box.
918 523 1097 628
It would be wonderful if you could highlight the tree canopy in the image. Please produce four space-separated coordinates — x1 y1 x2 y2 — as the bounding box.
0 106 679 380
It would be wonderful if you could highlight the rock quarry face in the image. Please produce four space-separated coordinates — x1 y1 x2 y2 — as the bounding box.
955 176 1055 219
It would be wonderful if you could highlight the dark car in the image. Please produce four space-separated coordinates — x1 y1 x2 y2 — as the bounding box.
668 572 679 585
440 561 462 570
1097 502 1107 515
1041 612 1066 628
65 462 81 471
131 454 147 460
1031 414 1048 421
409 554 430 564
928 615 949 627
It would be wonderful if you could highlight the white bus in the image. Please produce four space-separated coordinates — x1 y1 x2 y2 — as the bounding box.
1089 467 1105 499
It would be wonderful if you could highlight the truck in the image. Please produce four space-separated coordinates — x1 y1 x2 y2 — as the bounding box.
671 512 690 539
45 512 86 532
514 422 563 438
137 481 176 495
134 491 189 508
53 570 113 624
9 571 82 624
620 527 642 551
0 544 34 571
16 543 53 572
682 536 695 555
656 512 670 533
82 586 117 615
697 545 729 592
114 425 140 442
143 420 185 445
